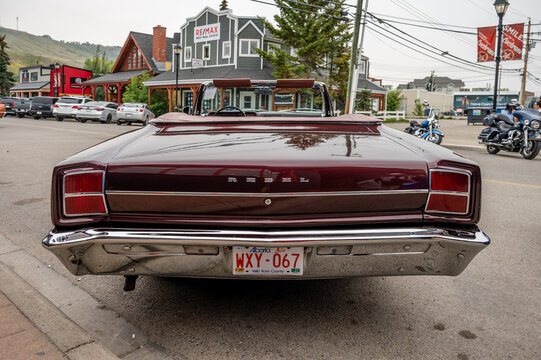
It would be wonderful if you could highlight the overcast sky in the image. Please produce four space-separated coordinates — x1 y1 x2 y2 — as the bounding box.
2 0 541 94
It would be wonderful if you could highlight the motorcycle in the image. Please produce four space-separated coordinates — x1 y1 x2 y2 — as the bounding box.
478 110 541 160
404 106 444 145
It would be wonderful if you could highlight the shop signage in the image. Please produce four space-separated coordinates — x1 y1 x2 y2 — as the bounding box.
194 23 220 43
192 58 204 68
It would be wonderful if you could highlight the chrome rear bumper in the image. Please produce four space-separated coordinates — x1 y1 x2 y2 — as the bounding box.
42 227 489 279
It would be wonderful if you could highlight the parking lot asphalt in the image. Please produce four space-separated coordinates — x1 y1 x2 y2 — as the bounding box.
0 115 540 360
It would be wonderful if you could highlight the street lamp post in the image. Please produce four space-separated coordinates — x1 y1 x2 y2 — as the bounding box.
174 44 182 112
492 0 509 112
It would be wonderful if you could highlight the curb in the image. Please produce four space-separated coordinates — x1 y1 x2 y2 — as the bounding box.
0 234 176 360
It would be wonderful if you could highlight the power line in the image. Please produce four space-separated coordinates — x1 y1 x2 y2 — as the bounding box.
374 17 476 35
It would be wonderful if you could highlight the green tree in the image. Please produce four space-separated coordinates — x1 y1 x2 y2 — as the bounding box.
0 35 16 96
354 89 372 112
84 45 114 78
386 89 404 111
413 98 423 116
149 91 168 117
219 0 228 10
122 73 151 103
255 0 351 109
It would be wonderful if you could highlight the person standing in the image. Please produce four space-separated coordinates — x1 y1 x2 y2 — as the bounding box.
534 100 541 113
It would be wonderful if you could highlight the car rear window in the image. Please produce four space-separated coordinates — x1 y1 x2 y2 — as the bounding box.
32 97 56 104
124 104 142 108
58 98 83 104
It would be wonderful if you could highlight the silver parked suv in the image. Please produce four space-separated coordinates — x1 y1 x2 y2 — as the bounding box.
53 96 93 121
116 103 154 125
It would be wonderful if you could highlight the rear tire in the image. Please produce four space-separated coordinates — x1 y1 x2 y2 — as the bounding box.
116 120 122 125
486 145 500 154
105 114 112 124
127 121 132 126
55 116 63 122
33 115 41 120
16 113 24 118
78 118 87 123
521 140 540 160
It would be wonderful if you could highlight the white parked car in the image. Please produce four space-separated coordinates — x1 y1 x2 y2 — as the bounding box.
76 101 118 123
53 96 93 121
116 103 154 125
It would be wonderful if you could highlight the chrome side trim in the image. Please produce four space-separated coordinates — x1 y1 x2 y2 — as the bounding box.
105 189 429 198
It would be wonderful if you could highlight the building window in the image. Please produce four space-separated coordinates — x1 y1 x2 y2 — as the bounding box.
359 61 366 75
266 42 280 54
22 71 29 83
290 47 297 57
240 39 259 57
222 41 231 59
203 44 211 60
30 72 38 81
185 46 192 63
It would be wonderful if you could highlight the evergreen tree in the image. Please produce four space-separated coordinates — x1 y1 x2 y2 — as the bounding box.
386 89 404 111
255 0 351 110
355 89 372 112
219 0 228 10
0 35 16 96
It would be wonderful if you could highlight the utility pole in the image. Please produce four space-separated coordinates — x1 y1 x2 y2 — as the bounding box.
348 0 369 115
520 19 531 106
430 70 435 92
345 0 363 114
16 17 18 31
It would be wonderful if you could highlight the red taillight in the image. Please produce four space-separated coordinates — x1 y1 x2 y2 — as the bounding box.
63 170 107 216
72 105 79 109
430 171 469 192
96 107 104 111
426 169 470 215
139 109 143 112
53 104 59 108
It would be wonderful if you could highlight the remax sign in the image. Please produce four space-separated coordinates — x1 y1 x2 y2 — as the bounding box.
194 23 220 43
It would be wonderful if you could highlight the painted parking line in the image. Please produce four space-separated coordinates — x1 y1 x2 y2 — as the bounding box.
484 179 541 189
2 121 119 136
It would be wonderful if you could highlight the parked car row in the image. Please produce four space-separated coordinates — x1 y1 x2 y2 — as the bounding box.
0 96 154 125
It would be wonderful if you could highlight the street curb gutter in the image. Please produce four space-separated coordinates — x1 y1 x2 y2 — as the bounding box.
0 234 175 360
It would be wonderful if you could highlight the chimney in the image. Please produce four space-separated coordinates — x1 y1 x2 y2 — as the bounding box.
153 25 166 63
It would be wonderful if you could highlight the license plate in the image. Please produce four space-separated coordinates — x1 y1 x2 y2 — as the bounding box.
37 111 42 115
233 247 304 275
126 113 132 117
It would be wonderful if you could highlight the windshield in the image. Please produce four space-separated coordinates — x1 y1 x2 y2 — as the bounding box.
201 85 325 116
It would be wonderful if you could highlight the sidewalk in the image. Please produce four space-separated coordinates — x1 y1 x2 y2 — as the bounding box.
0 234 175 360
385 118 485 150
0 292 65 360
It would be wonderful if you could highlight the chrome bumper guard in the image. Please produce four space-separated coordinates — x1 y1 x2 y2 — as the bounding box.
42 227 489 279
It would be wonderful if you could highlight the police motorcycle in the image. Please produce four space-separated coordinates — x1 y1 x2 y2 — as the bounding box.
478 108 541 160
404 102 444 145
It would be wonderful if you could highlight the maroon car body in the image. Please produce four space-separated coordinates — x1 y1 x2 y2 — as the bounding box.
43 79 488 285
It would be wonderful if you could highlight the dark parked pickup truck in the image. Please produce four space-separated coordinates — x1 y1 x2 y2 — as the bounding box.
13 97 32 118
0 97 18 116
43 79 489 291
29 96 59 119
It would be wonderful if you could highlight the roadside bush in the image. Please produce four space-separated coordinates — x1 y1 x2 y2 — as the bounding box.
414 98 423 116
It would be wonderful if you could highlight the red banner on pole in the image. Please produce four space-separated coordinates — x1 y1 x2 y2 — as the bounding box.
477 26 496 62
502 23 524 61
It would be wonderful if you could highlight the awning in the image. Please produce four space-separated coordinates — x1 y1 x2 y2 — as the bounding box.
10 81 50 91
82 70 146 85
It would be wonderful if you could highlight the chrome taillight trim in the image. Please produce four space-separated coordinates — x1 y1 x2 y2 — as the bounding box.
62 170 108 217
425 169 471 215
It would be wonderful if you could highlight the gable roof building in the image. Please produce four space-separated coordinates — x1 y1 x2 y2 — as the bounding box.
82 26 174 104
398 76 466 92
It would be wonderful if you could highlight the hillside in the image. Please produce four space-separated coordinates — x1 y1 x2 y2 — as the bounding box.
0 26 121 75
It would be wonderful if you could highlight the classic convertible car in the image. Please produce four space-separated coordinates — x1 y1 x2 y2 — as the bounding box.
43 79 489 291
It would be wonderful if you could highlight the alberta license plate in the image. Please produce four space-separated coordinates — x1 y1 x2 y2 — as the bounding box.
37 111 42 115
233 246 304 275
